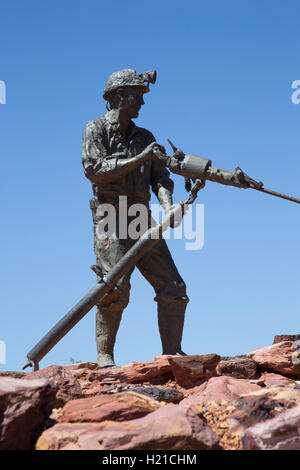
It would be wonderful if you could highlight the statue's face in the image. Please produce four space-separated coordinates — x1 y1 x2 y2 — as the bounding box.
119 86 145 118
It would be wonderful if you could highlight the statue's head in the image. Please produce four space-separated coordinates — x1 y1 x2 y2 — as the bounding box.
103 69 156 118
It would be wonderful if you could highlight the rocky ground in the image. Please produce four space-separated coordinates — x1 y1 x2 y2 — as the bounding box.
0 334 300 450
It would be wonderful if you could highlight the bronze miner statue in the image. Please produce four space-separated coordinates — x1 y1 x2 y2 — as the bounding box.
23 70 300 372
81 69 189 368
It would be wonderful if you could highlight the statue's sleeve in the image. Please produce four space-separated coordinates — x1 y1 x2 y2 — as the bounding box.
81 120 126 184
149 132 174 197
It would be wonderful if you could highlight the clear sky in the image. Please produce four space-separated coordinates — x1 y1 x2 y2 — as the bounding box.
1 0 299 372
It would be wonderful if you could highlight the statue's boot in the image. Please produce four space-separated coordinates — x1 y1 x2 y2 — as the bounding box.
95 307 123 368
157 300 187 356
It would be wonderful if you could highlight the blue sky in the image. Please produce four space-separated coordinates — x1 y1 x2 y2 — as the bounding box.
1 0 299 372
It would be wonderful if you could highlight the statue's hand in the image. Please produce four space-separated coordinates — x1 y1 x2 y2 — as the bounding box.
140 142 166 160
152 144 185 165
152 144 170 163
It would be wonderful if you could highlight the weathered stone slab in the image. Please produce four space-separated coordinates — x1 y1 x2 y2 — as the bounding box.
36 403 220 450
23 365 83 406
248 340 300 377
67 357 174 392
168 354 221 387
0 377 58 450
59 391 161 423
242 405 300 450
259 372 296 388
216 357 257 379
179 376 261 407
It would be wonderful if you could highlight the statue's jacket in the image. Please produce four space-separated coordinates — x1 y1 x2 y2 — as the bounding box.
81 110 188 306
82 110 174 208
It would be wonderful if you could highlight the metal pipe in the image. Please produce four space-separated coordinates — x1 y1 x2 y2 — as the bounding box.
23 202 186 371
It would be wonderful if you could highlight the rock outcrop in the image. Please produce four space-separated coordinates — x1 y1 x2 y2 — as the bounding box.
1 334 299 450
167 354 221 387
242 405 300 450
36 404 220 450
248 336 300 377
179 376 262 407
216 357 257 379
0 377 58 450
23 365 83 406
58 391 162 423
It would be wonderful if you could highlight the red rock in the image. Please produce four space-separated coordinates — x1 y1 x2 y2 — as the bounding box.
36 403 220 450
242 405 300 450
273 334 300 344
174 382 205 398
179 376 261 407
239 385 300 404
0 371 27 379
65 362 99 380
259 372 296 388
227 384 300 439
0 377 58 450
120 359 174 384
67 357 174 392
23 365 83 406
216 357 257 379
66 362 99 371
83 384 111 395
168 354 221 387
59 391 161 423
154 354 181 360
228 394 297 437
248 340 300 378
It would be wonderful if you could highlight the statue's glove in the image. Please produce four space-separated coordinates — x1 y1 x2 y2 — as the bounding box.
140 142 166 160
152 146 185 167
152 145 171 164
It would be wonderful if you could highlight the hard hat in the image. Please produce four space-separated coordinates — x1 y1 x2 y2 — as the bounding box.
103 69 156 100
